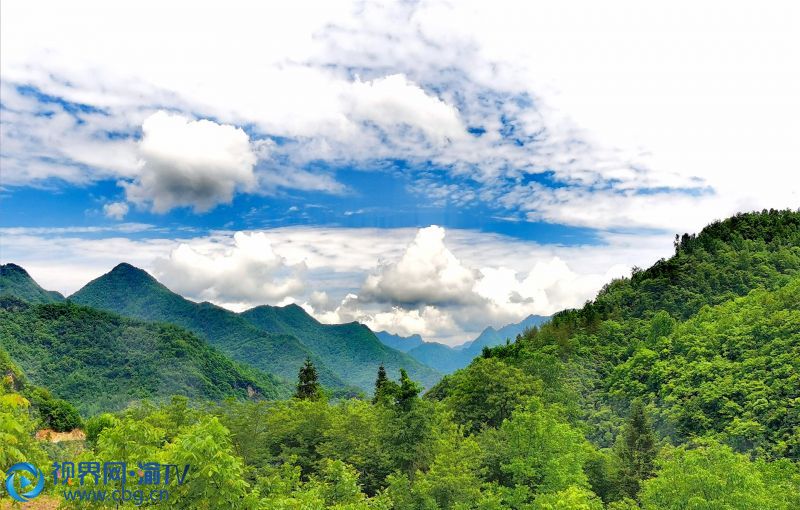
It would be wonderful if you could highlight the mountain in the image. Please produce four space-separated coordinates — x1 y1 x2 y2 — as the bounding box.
70 263 347 390
0 263 64 303
431 209 800 458
0 295 288 415
456 314 550 351
70 263 438 393
380 314 549 374
239 305 441 390
374 331 425 352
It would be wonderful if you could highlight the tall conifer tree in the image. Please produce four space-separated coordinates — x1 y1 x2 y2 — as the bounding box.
295 358 323 401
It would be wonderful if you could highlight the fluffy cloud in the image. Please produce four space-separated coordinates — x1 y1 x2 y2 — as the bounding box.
361 226 480 306
102 201 129 220
152 231 306 310
307 225 651 344
122 111 257 213
347 74 465 143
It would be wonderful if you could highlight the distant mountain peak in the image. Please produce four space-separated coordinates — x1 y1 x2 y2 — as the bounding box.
1 262 29 275
109 262 156 279
0 262 65 304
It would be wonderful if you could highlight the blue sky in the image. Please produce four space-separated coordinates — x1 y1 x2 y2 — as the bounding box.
1 0 798 344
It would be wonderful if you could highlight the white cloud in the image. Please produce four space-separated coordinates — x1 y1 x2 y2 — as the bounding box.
102 201 129 220
361 226 480 306
297 225 667 344
152 231 306 310
347 74 465 143
122 111 257 213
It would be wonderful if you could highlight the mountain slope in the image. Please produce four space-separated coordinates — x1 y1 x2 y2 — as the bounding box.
373 331 425 352
457 315 550 352
69 263 346 389
240 304 441 390
402 314 549 374
0 263 64 303
0 295 288 415
431 209 800 458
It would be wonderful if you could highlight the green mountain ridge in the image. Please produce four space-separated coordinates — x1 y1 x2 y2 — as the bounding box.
241 304 441 390
69 263 439 393
0 263 65 303
0 295 288 415
69 263 348 390
433 209 800 459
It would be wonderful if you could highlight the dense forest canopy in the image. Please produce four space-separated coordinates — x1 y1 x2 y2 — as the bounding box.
1 209 799 508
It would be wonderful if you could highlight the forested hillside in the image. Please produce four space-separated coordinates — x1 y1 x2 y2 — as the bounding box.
70 263 348 389
0 263 64 304
433 210 800 456
241 304 440 390
0 296 288 415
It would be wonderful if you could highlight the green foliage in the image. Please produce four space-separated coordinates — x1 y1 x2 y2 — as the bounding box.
0 299 286 414
480 398 589 496
640 441 800 510
0 376 48 485
531 486 604 510
609 279 800 458
85 412 119 445
27 387 83 431
164 416 253 509
438 357 542 433
373 363 397 405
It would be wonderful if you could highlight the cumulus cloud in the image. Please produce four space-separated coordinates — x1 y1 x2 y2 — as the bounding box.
102 201 129 220
152 231 306 310
361 226 480 306
309 225 651 344
121 111 257 213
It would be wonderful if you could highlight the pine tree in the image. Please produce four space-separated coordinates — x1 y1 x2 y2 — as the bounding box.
614 400 658 499
295 358 323 401
372 363 391 404
396 369 420 412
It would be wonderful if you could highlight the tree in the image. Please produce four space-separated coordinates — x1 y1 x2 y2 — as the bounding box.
640 441 798 510
442 357 542 433
164 417 255 509
295 358 323 401
396 369 420 412
481 398 589 496
614 400 658 499
372 363 397 405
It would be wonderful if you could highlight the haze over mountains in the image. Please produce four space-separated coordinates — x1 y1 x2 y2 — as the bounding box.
375 314 550 373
